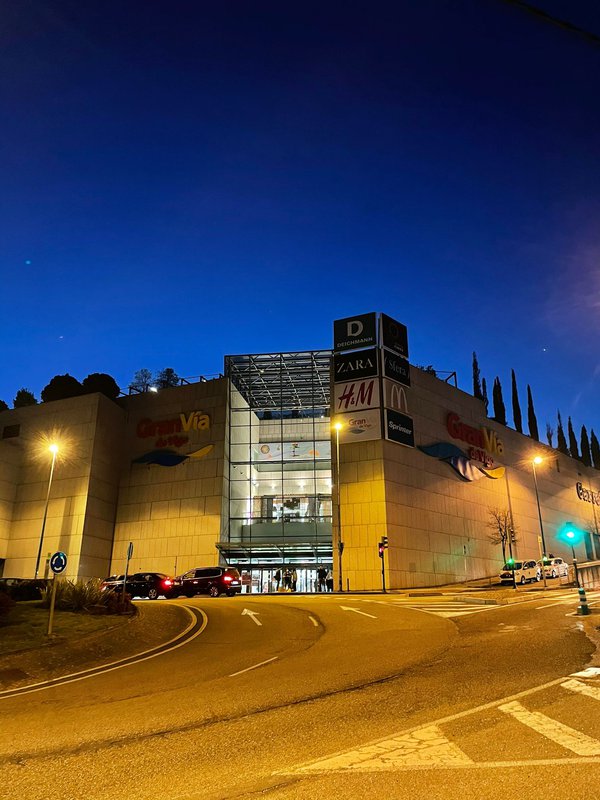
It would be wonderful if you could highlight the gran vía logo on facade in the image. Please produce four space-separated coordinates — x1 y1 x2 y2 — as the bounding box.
133 410 213 467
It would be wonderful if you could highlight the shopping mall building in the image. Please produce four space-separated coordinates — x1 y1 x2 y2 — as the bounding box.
1 311 599 591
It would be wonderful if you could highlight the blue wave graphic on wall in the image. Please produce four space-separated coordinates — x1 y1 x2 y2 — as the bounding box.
418 442 466 460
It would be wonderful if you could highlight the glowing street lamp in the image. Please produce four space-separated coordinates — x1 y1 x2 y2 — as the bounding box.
34 443 59 579
333 421 344 592
531 455 548 589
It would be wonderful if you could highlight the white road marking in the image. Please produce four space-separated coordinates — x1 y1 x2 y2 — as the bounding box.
561 679 600 701
241 608 262 626
570 667 600 678
308 615 319 627
340 606 377 619
498 701 600 755
228 656 278 677
0 606 207 700
296 725 473 772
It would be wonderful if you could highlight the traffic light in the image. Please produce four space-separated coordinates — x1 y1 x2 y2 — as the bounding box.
506 557 515 567
558 521 585 546
382 535 389 549
378 542 384 558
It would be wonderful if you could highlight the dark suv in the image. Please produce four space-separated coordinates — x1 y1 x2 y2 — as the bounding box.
101 573 174 599
171 567 242 598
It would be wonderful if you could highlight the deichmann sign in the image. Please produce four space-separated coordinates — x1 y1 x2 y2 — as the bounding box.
385 409 415 447
333 347 379 382
334 378 380 413
381 350 410 387
337 409 382 443
333 312 377 352
576 482 600 506
380 313 409 359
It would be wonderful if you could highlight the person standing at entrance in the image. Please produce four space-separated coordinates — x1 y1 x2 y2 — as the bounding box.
275 569 281 591
317 566 326 592
326 569 333 592
291 568 298 592
283 568 292 591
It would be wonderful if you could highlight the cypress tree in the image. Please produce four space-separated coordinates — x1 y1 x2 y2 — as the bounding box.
591 429 600 469
568 417 580 460
580 426 592 467
472 352 483 401
511 369 523 433
545 423 554 448
527 385 539 441
482 377 489 415
492 377 507 425
557 411 568 455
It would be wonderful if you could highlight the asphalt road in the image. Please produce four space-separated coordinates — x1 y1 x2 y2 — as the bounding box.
1 590 599 800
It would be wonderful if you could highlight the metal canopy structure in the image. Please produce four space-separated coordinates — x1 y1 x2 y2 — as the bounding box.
224 351 332 412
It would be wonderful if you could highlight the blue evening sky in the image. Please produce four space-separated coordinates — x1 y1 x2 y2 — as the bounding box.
2 1 599 440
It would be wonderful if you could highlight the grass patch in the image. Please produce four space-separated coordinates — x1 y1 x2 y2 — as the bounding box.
0 602 126 656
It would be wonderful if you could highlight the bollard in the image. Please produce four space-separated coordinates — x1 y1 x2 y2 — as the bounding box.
577 586 591 616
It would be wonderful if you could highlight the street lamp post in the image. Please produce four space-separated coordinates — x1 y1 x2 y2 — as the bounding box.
531 456 548 589
34 444 59 579
333 422 343 593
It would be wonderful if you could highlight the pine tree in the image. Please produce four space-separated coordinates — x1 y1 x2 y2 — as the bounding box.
591 430 600 469
580 426 592 467
472 352 483 401
568 417 580 460
482 377 489 415
546 423 554 448
527 385 539 441
511 369 523 433
492 377 507 425
557 411 568 455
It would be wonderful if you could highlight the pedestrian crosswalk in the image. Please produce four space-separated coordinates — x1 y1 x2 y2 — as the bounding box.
358 596 500 618
287 667 600 772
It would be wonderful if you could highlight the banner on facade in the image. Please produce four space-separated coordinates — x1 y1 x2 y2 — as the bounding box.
333 347 379 383
255 441 331 462
337 409 382 444
380 313 409 358
333 378 380 414
384 409 415 448
382 378 409 413
333 312 377 352
381 350 411 387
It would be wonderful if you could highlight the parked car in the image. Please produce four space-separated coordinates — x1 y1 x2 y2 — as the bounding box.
538 557 569 579
171 567 242 597
0 578 49 601
499 560 541 585
100 573 174 599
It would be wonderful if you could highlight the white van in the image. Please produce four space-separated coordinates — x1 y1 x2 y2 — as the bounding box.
499 559 541 585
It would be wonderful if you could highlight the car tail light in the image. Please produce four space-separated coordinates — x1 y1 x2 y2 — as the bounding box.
223 575 233 582
163 579 172 587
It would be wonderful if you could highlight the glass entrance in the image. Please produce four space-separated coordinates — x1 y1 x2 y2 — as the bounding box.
237 566 329 593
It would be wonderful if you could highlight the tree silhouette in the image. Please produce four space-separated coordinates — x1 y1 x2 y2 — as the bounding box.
0 399 8 412
472 352 483 401
41 375 83 403
129 369 153 393
487 507 518 566
580 426 592 467
82 373 120 400
568 417 580 460
13 388 38 407
155 367 180 389
482 377 489 415
492 377 506 425
545 423 554 448
511 369 522 433
557 411 569 455
591 430 600 470
527 385 539 441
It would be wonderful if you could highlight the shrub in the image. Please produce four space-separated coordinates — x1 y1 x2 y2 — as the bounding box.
0 591 16 622
40 579 134 614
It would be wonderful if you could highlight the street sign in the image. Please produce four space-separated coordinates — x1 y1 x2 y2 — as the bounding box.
50 551 67 574
333 313 377 352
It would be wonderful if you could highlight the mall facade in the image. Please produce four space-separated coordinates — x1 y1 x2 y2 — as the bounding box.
1 312 599 591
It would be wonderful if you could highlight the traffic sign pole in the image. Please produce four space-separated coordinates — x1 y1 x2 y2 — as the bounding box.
47 576 58 636
47 551 67 637
122 541 134 606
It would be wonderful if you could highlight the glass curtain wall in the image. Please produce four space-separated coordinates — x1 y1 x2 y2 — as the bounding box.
224 352 333 590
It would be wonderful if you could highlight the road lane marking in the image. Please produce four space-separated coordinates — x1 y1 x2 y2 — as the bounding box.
296 725 473 772
241 608 262 626
498 701 600 755
561 679 600 701
0 606 208 700
228 657 278 677
340 606 377 619
308 616 319 627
